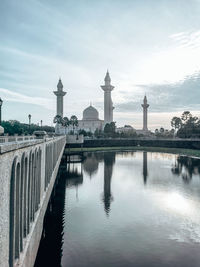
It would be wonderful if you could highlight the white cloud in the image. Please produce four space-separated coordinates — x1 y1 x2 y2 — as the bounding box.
134 30 200 85
0 88 54 110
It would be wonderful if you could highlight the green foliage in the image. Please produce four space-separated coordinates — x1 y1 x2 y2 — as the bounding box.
171 117 182 130
181 111 192 122
53 115 63 124
63 117 70 127
155 127 174 138
70 115 78 134
78 129 88 136
160 127 164 133
104 122 116 137
171 111 200 138
118 131 137 138
94 128 103 138
1 120 54 135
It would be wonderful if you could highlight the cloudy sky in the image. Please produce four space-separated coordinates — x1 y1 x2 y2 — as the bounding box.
1 0 200 130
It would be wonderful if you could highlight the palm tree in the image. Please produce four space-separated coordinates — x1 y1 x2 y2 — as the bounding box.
160 127 164 134
53 115 63 124
63 117 70 134
181 111 192 122
70 115 78 134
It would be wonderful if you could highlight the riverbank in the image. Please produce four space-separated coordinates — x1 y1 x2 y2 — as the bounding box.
65 146 200 158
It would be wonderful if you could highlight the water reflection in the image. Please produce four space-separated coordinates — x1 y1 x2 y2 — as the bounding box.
35 168 66 267
82 152 105 178
82 153 98 177
143 152 148 184
36 151 200 267
66 163 83 187
102 152 115 216
82 151 116 215
171 156 200 183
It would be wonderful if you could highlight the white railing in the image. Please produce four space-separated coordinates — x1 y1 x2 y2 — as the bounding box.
0 135 36 144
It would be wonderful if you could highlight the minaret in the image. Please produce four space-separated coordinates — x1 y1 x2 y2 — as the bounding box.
53 78 66 117
101 71 114 125
141 95 149 132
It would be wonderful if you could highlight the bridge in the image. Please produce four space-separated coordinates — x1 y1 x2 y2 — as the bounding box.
0 135 66 267
1 134 200 267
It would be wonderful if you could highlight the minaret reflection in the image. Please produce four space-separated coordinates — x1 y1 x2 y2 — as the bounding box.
143 152 148 184
103 152 115 216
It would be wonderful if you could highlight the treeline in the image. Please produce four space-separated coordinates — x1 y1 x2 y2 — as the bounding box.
1 120 55 135
80 122 138 138
171 111 200 138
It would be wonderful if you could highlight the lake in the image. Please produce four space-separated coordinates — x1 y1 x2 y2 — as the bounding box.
35 151 200 267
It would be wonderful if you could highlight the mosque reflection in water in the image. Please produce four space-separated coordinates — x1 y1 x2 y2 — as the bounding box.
65 151 200 214
66 152 116 215
35 151 200 267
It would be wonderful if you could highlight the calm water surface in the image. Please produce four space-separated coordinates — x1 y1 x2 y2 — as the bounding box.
35 151 200 267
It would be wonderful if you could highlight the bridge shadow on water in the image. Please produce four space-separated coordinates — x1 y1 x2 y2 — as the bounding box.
34 153 85 267
34 164 67 267
34 152 116 266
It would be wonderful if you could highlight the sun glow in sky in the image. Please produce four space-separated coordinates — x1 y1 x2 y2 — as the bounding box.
1 0 200 129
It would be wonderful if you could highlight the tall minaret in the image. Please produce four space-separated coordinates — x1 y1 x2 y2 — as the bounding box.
53 78 66 117
101 71 114 125
141 95 149 132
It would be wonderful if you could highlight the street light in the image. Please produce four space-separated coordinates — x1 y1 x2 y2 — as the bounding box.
28 114 31 134
0 97 3 125
41 120 43 127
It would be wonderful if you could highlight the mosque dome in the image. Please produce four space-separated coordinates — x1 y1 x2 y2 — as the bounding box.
83 105 99 120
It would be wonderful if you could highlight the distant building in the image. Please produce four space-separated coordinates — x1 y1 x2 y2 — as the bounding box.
78 105 104 133
54 71 115 134
116 125 136 134
53 74 152 136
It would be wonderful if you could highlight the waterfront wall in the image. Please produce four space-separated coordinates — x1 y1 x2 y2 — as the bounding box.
0 136 66 267
66 138 200 150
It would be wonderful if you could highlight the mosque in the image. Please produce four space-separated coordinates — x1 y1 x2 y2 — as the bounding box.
53 71 150 135
78 104 104 133
54 71 115 134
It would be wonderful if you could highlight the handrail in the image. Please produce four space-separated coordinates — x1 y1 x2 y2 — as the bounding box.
0 135 36 144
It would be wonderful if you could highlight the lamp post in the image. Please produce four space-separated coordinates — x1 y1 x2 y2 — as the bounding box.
41 120 43 127
0 97 3 125
0 98 4 135
28 114 31 134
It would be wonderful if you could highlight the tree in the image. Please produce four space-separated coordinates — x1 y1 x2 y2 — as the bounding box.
70 115 78 134
104 122 116 137
171 111 200 138
181 111 192 122
53 115 63 124
94 128 103 138
63 117 70 134
1 120 54 135
160 127 164 134
78 129 87 136
171 117 182 131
